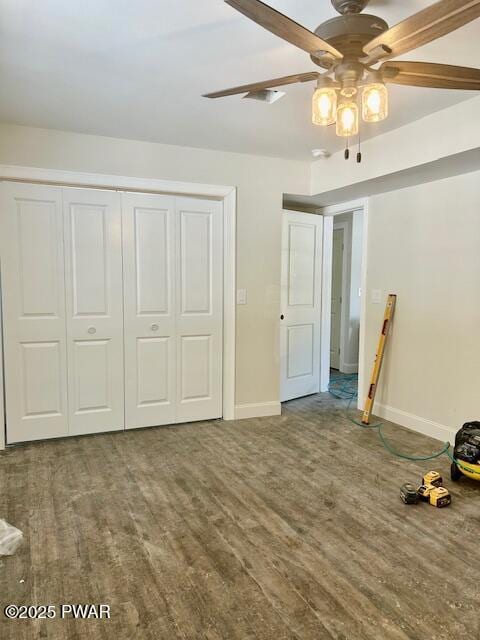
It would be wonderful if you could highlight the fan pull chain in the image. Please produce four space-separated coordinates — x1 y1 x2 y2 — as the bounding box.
344 137 350 160
357 127 362 163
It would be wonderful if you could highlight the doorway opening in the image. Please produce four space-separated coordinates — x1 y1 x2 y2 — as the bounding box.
327 209 365 404
279 202 367 410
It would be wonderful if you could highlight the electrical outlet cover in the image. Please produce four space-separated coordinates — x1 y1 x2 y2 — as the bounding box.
237 289 247 305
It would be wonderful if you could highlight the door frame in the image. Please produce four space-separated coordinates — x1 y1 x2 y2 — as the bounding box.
0 165 237 450
319 198 369 409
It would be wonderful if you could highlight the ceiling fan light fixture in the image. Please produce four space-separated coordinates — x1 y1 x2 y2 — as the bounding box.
336 100 359 137
340 85 357 98
312 79 337 126
208 0 480 158
362 79 388 123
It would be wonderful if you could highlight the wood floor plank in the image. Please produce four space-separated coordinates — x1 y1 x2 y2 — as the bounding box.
1 391 480 639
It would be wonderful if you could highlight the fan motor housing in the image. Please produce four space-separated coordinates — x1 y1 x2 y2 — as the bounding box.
311 14 389 65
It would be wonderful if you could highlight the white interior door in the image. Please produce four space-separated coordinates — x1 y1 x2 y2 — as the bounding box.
280 211 323 402
122 193 176 429
330 228 344 370
176 197 223 423
1 183 69 443
63 189 124 435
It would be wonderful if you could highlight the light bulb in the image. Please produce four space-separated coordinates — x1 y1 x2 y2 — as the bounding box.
336 101 359 137
362 82 388 123
312 86 337 126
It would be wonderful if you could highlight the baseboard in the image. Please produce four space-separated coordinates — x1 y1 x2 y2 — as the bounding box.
373 402 456 443
234 398 456 443
340 362 358 374
234 401 281 420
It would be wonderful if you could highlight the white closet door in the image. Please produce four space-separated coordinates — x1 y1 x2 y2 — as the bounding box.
122 193 176 429
63 189 124 435
280 211 323 402
176 197 223 423
0 183 69 443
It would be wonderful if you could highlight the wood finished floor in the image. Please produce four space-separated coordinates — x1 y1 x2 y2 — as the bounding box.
1 392 480 640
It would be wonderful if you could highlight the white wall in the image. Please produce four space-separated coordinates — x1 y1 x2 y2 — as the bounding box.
310 96 480 197
1 99 479 440
362 170 480 442
0 123 310 414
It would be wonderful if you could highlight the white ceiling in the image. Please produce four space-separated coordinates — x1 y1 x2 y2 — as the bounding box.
0 0 479 160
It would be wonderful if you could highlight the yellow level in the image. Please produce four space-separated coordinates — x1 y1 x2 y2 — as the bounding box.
362 294 397 425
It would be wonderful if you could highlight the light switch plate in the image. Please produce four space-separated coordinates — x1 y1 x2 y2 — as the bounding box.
371 289 382 304
237 289 247 305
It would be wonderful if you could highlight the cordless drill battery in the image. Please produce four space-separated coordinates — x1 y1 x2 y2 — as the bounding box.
422 471 443 488
400 483 419 505
429 487 451 508
417 484 436 502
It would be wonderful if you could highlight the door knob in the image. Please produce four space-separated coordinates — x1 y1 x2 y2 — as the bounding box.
88 326 96 335
151 323 159 332
280 315 284 320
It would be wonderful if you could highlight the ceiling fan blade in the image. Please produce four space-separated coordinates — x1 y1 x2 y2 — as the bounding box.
203 72 320 98
225 0 343 60
364 0 480 61
381 60 480 89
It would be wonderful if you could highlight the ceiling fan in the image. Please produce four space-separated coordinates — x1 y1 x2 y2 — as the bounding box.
203 0 480 159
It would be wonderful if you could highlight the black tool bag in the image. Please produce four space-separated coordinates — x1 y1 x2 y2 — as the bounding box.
454 422 480 464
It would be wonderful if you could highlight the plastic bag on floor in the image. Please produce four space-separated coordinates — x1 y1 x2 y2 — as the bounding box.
0 519 23 556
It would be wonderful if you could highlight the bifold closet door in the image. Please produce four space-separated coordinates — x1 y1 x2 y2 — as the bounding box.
63 189 124 435
122 193 176 428
0 183 69 443
176 197 223 423
122 193 223 428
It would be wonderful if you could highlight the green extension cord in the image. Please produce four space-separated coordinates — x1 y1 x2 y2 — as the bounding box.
329 374 452 463
329 373 480 475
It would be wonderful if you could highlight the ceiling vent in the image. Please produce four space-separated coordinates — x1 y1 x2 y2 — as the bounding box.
312 148 331 159
243 89 286 104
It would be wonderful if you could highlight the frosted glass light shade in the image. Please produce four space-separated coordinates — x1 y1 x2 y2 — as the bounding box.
362 83 388 123
312 87 337 126
336 101 359 137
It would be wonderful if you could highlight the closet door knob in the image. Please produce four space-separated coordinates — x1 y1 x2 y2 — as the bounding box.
151 323 159 332
88 326 96 335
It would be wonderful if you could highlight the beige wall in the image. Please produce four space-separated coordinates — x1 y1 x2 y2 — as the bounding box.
0 123 310 410
310 96 480 196
363 170 480 441
1 120 479 439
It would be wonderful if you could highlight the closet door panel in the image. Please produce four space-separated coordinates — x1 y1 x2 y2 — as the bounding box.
176 198 223 423
64 189 124 435
122 193 176 429
136 337 170 405
180 335 212 402
180 211 212 314
0 183 69 443
72 339 111 413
